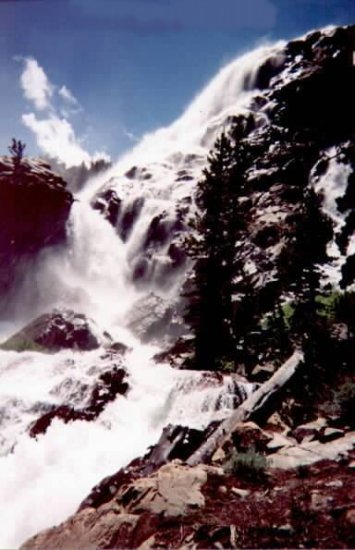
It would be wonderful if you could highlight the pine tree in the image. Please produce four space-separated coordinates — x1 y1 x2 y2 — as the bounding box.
8 139 26 179
184 132 240 370
288 187 333 343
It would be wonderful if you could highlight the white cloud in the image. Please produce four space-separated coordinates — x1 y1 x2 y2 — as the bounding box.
22 113 92 167
18 57 110 167
20 57 54 111
58 85 79 106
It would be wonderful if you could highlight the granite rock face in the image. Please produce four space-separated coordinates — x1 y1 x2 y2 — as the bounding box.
0 157 73 295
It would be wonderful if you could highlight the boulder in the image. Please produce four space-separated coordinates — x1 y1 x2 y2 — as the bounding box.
117 461 217 517
0 309 108 352
291 417 328 443
231 421 273 453
29 365 129 437
269 430 355 469
0 157 73 295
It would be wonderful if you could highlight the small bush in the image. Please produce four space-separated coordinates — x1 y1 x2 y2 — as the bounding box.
0 336 47 353
219 360 235 373
320 381 355 427
8 138 26 163
224 447 269 481
333 382 355 426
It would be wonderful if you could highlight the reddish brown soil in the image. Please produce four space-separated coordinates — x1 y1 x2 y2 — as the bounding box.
106 453 355 549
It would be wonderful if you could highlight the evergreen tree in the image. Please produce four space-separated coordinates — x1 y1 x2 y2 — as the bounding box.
8 138 26 165
8 139 26 180
281 186 333 344
184 132 240 370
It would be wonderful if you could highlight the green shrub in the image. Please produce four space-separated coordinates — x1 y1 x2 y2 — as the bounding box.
0 336 47 353
224 448 269 481
333 382 355 426
218 360 236 373
320 381 355 427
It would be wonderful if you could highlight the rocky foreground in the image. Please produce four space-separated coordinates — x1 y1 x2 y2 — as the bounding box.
21 416 355 549
20 350 355 549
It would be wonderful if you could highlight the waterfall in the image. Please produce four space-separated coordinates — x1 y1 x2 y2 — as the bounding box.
0 42 282 547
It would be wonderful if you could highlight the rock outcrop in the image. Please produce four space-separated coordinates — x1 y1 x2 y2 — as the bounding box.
21 451 355 550
29 365 129 438
0 309 109 352
0 157 73 295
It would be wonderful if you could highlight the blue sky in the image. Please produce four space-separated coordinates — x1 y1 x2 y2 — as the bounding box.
0 0 354 164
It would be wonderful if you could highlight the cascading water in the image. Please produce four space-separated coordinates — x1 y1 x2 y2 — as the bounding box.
0 42 284 547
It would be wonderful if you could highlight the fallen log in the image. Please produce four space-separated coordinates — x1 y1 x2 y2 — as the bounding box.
187 350 304 466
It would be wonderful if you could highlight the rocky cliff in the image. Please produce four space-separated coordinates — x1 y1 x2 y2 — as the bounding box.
0 156 73 297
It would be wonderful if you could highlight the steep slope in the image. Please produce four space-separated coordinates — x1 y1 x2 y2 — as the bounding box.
88 25 355 346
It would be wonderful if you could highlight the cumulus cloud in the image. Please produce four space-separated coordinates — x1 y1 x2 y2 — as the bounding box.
19 57 109 167
22 113 92 166
20 57 54 110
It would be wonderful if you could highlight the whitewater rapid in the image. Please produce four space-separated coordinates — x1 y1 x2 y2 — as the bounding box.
0 42 282 547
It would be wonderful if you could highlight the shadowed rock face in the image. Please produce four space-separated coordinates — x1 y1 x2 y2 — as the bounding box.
0 309 106 352
0 157 73 295
91 187 122 226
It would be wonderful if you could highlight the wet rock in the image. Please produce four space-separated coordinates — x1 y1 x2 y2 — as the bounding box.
107 341 130 355
127 293 185 345
167 242 186 268
119 197 145 241
125 166 138 179
153 336 194 368
253 53 286 89
91 187 122 227
29 366 129 437
132 257 150 282
0 157 73 295
1 309 107 352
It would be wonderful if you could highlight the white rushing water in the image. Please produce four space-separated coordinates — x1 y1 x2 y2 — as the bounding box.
0 43 283 547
